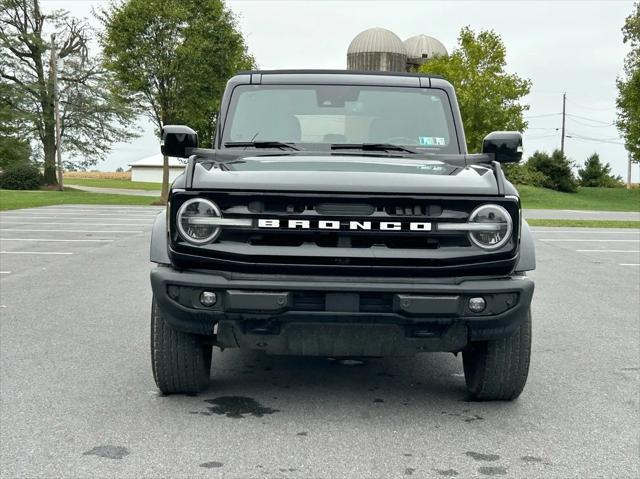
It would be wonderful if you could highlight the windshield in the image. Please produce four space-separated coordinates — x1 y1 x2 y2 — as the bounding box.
221 84 460 153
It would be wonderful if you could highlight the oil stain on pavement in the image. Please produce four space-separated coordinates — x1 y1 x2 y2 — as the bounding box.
465 451 500 461
200 461 224 468
204 396 280 418
83 445 130 460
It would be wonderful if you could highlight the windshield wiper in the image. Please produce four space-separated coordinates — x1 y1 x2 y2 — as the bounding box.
331 143 417 154
224 141 300 151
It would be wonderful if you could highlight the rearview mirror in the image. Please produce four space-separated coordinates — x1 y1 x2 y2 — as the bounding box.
482 131 523 163
161 125 198 158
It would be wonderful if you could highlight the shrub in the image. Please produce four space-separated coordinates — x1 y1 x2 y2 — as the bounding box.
0 163 43 190
503 162 549 187
527 149 578 193
578 153 624 188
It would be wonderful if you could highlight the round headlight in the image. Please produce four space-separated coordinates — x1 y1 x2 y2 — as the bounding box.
176 198 222 244
468 204 513 250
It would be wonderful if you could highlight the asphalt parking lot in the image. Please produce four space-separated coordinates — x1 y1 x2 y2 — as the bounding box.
1 205 638 479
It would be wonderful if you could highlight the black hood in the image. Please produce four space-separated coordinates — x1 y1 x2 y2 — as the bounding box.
189 155 500 196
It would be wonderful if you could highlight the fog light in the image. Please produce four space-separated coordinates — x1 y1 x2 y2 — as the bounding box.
468 297 486 313
199 291 217 307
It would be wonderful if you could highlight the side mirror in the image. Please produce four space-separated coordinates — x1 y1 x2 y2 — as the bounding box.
161 125 198 158
482 131 523 163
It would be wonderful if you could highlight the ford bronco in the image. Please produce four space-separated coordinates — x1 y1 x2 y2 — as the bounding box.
149 70 535 401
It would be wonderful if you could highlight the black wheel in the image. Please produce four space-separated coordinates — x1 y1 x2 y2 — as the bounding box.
150 297 212 395
462 309 531 401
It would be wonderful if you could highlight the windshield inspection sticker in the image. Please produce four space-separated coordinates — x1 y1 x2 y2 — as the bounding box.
419 136 446 146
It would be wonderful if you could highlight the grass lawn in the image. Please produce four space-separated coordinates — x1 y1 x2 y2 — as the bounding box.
517 186 640 211
527 219 640 229
63 178 162 190
0 188 161 211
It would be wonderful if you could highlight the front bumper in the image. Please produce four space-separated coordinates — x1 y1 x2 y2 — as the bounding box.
150 267 534 356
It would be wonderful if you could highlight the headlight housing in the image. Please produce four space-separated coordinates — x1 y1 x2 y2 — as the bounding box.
468 204 513 250
176 198 222 244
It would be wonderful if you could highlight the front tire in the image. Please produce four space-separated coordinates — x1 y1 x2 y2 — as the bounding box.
151 298 212 394
462 309 531 401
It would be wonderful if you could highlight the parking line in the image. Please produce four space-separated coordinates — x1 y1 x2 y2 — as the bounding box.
532 230 640 234
0 222 153 226
577 250 640 253
0 216 154 221
0 238 115 242
620 263 640 266
0 271 11 274
539 239 640 242
2 229 143 233
0 251 73 255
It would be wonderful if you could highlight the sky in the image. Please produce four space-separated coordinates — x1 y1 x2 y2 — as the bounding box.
42 0 637 181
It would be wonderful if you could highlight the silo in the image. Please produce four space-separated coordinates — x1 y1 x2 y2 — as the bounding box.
404 34 448 68
347 27 407 72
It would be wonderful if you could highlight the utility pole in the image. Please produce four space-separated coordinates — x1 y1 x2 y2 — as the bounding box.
50 34 64 191
628 151 633 189
560 92 566 155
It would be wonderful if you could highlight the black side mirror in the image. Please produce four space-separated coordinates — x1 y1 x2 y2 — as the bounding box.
482 131 523 163
161 125 198 158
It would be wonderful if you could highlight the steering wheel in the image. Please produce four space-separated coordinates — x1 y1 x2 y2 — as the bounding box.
382 136 421 146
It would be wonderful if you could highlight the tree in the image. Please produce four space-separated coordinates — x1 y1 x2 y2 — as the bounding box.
617 2 640 164
99 0 255 202
0 81 31 170
418 27 531 153
578 153 623 188
0 0 135 186
527 150 578 193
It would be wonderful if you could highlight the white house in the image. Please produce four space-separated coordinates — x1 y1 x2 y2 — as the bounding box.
129 154 186 183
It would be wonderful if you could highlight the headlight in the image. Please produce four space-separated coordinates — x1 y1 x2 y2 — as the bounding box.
468 204 513 250
176 198 222 244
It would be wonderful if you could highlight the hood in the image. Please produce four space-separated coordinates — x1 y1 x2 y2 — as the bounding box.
189 155 500 195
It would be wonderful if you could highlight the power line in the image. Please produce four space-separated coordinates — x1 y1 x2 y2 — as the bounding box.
565 113 615 126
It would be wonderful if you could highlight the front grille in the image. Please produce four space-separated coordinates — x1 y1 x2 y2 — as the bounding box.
169 191 520 276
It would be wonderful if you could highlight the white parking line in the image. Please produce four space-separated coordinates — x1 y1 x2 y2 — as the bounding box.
0 251 73 255
532 230 640 234
539 239 640 242
0 271 11 274
577 250 640 253
0 222 154 226
0 216 155 221
0 238 115 242
620 263 640 266
0 229 143 233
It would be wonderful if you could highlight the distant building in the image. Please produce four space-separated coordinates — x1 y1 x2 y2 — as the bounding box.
347 27 408 72
347 28 448 72
404 34 448 68
129 154 185 183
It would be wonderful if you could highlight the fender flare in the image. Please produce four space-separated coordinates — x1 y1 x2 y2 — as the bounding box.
150 210 171 265
515 220 536 272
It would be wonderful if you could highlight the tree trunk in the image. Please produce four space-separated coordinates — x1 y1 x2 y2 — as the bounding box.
160 154 169 203
42 120 57 186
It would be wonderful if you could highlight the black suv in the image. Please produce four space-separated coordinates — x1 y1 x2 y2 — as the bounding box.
149 70 536 401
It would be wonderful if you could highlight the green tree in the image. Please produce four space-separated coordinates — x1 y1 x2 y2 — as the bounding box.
616 2 640 164
527 150 578 193
99 0 255 202
578 153 623 187
0 0 135 186
418 27 531 153
0 81 31 170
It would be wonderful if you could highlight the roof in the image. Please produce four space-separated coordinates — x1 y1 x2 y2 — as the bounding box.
236 69 443 79
129 153 186 168
347 27 407 55
404 35 448 60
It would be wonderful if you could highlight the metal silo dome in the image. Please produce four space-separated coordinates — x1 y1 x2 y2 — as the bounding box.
347 27 407 55
404 34 448 65
347 27 408 72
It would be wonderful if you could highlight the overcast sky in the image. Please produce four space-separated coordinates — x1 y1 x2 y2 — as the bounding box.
44 0 637 181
